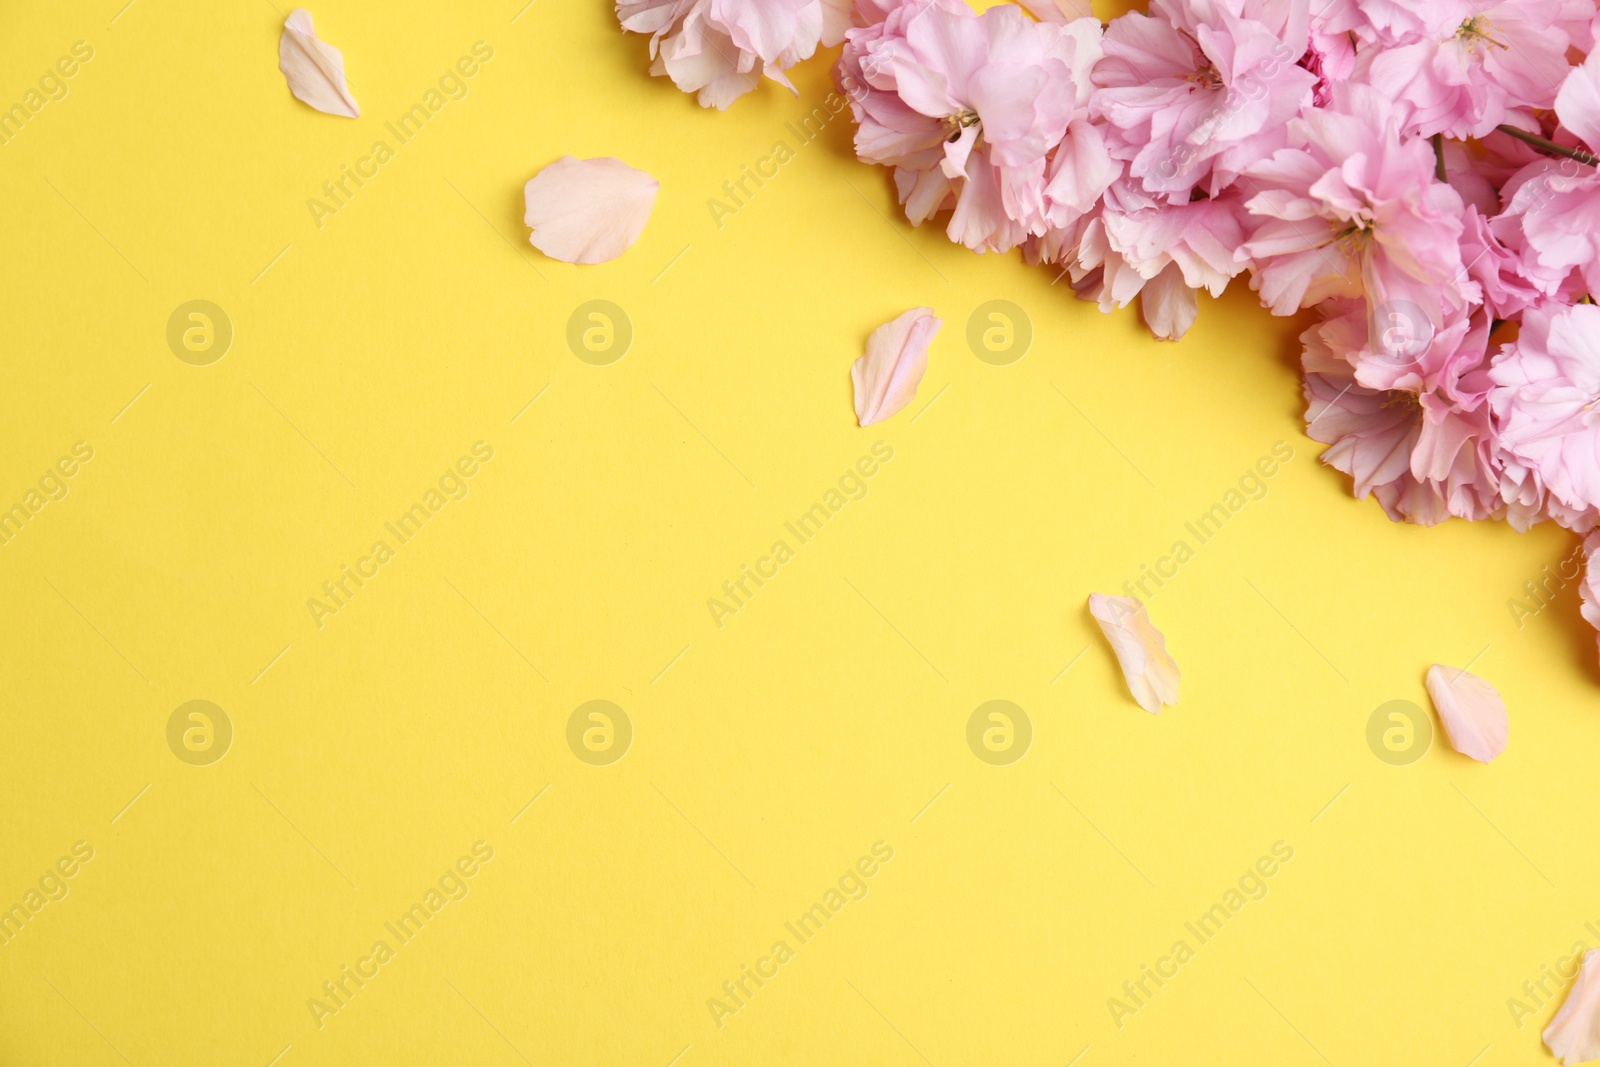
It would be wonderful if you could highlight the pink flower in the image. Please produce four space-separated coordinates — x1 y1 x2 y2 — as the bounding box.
1493 448 1599 532
1092 0 1314 201
1303 310 1501 524
1562 0 1600 52
617 0 840 109
1493 52 1600 298
1345 298 1491 401
1061 182 1248 340
1489 302 1600 516
1301 2 1368 108
1460 206 1543 319
839 0 1105 252
1308 0 1429 45
1239 84 1475 329
1359 0 1569 139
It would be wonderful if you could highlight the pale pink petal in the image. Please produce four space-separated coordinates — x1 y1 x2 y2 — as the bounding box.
1088 594 1179 714
1556 50 1600 153
851 307 940 426
1425 664 1508 762
1140 264 1198 341
819 0 853 47
1546 949 1600 1065
278 9 359 118
523 156 659 265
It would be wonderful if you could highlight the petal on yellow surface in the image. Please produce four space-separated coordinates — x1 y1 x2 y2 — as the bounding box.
1088 593 1179 714
1426 663 1508 762
278 9 360 118
523 156 660 265
1547 948 1600 1065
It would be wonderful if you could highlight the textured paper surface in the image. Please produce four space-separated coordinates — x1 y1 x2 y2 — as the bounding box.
0 1 1595 1064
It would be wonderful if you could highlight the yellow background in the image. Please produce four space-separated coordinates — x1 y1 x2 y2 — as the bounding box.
1 0 1596 1063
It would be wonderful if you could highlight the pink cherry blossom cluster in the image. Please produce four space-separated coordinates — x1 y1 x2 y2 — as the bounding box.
617 0 1600 659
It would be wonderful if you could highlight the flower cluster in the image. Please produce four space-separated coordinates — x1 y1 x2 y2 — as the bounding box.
618 0 1600 661
616 0 852 108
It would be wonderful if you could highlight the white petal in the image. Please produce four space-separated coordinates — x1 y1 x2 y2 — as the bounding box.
1088 594 1179 714
1425 664 1508 762
523 156 660 265
851 308 940 426
1547 949 1600 1065
278 9 360 118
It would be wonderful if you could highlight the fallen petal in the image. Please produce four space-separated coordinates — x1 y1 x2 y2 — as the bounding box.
851 308 940 426
1088 594 1179 714
1425 664 1508 762
1547 949 1600 1065
279 9 360 118
523 156 659 265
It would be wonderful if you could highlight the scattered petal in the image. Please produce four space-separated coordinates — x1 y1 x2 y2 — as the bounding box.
278 9 360 118
851 308 940 426
1088 594 1179 714
1425 664 1508 762
523 156 660 265
1547 949 1600 1066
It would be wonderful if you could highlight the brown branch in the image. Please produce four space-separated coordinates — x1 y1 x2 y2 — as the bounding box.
1495 124 1600 167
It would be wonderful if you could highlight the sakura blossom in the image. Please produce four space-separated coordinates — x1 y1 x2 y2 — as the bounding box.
613 0 1600 664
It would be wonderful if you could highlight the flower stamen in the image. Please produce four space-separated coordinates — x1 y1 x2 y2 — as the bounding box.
943 108 980 143
1457 15 1509 53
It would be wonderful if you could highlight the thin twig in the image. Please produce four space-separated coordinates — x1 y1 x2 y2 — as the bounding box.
1495 124 1599 167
